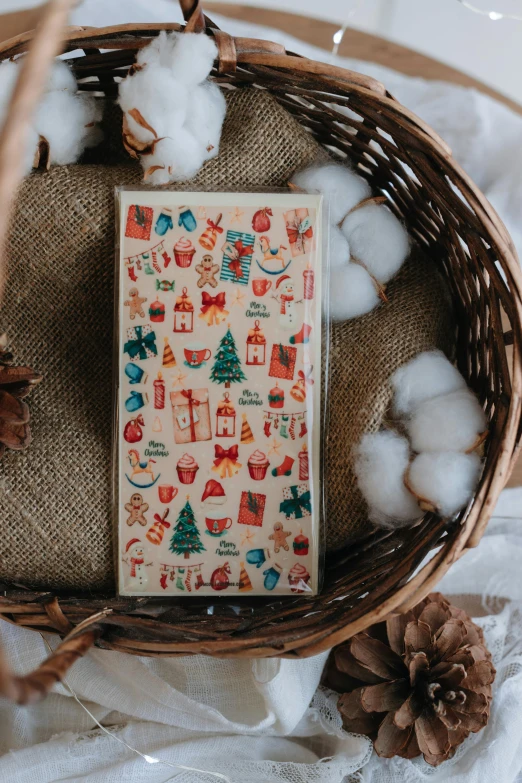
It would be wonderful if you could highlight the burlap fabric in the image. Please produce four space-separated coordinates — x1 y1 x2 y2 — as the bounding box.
0 86 454 588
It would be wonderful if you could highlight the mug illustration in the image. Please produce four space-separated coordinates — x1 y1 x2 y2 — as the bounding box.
184 342 211 368
158 484 178 504
205 510 233 537
252 278 272 296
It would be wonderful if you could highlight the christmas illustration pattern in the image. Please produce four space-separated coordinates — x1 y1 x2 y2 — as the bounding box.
117 190 323 596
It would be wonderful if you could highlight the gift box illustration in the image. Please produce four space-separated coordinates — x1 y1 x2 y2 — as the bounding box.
284 208 313 258
124 324 157 363
269 343 297 381
171 388 212 444
238 490 266 527
125 204 153 241
220 230 255 286
279 483 311 520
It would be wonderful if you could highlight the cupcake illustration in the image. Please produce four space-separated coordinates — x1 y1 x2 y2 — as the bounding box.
247 449 270 481
176 453 199 484
288 563 310 594
174 236 196 268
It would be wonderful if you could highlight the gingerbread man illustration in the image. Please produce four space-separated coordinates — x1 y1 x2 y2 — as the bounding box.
125 493 149 526
268 521 291 553
195 255 220 288
124 288 147 319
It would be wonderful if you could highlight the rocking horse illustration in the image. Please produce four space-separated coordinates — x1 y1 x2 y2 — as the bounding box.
256 236 293 275
125 449 161 489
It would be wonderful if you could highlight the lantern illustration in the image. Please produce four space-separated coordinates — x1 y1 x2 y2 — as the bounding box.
246 320 266 365
173 286 194 333
215 392 236 437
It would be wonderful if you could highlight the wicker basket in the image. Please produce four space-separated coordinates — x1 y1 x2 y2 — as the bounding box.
0 0 520 704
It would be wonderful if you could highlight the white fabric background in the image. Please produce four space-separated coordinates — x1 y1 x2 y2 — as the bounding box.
2 4 522 780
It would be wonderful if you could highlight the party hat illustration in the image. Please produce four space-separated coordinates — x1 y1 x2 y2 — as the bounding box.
162 336 176 368
238 561 253 592
240 413 255 444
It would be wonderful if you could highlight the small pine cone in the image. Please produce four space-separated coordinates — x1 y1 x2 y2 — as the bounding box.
324 592 495 767
0 335 42 457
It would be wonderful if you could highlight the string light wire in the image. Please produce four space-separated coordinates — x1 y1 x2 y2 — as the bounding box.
40 634 232 782
456 0 522 19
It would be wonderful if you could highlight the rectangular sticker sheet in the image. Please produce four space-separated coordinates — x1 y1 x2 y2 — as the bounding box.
116 191 323 596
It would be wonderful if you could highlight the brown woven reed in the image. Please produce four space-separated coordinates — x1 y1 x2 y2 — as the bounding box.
0 0 520 704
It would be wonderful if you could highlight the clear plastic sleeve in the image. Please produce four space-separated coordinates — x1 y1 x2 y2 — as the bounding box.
113 188 330 598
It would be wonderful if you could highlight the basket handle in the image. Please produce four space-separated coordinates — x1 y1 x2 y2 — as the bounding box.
0 601 107 704
0 0 76 304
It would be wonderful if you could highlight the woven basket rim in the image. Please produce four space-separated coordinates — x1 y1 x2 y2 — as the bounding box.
0 3 520 703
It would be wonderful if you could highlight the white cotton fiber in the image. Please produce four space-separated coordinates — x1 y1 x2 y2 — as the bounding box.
353 431 422 528
0 58 101 174
341 202 410 283
142 134 206 184
119 31 225 184
328 262 380 321
327 224 350 268
169 31 218 86
291 162 371 225
408 451 482 517
185 80 226 160
391 350 467 417
118 67 188 142
406 389 487 453
35 89 102 165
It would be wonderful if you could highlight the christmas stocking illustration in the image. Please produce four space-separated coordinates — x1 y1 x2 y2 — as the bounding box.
272 455 294 477
194 566 204 590
280 415 289 438
263 417 271 438
289 323 312 345
176 568 185 590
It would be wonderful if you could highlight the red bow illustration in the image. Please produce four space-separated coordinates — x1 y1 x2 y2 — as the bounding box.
212 443 241 478
225 239 254 280
214 444 239 465
200 291 226 313
206 218 224 234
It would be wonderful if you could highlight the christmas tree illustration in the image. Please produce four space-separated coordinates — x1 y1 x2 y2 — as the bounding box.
169 497 205 560
210 324 247 389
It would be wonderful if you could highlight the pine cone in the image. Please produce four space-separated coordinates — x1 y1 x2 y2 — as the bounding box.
324 592 495 767
0 335 42 457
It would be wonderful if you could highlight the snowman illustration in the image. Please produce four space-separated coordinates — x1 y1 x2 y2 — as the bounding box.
274 275 298 330
123 538 152 592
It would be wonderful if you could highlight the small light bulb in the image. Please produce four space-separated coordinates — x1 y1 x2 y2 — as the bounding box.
489 10 503 18
143 754 160 764
333 28 344 44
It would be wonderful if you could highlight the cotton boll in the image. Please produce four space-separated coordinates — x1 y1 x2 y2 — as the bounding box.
328 262 380 321
185 81 226 161
406 389 487 453
142 133 205 184
391 349 467 417
327 224 350 269
118 66 188 143
291 162 371 225
34 89 101 165
46 60 77 94
408 451 482 517
341 203 409 283
169 32 217 85
353 431 422 528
